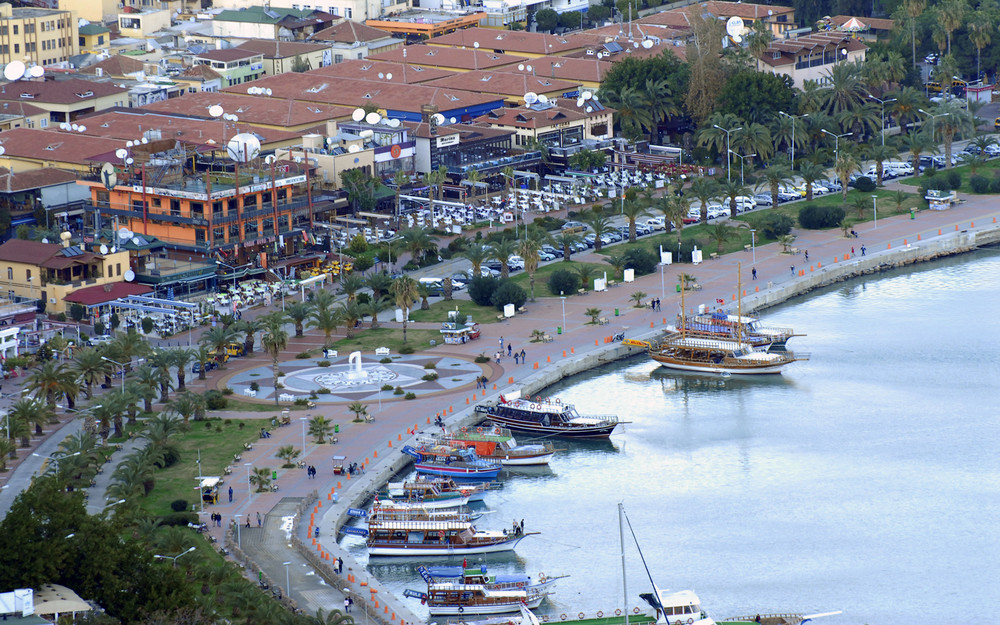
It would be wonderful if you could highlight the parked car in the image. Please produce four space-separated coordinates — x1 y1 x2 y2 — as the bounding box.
538 251 556 262
572 241 588 253
984 144 1000 157
646 217 667 231
925 53 939 65
825 179 843 192
89 335 113 346
752 193 773 206
541 244 563 258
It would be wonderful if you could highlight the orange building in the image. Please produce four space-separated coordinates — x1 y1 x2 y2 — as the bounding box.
77 159 330 265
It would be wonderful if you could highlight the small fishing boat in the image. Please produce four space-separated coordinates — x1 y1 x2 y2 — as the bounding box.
475 390 619 439
405 565 558 615
402 445 502 481
380 479 473 509
429 426 556 466
363 505 534 557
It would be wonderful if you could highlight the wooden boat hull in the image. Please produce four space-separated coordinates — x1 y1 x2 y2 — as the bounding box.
650 353 789 375
478 413 617 439
492 451 555 466
428 594 545 616
368 535 527 557
415 463 501 480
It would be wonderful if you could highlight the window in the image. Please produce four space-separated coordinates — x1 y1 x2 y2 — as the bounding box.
212 201 223 216
213 226 225 242
244 220 258 238
228 223 240 240
25 23 34 34
195 229 206 243
116 263 121 276
190 201 204 217
6 268 11 280
13 25 18 35
13 44 19 54
335 54 343 63
243 194 257 209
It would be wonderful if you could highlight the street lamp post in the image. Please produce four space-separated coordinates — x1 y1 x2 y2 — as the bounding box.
918 108 950 141
32 451 80 472
245 462 253 505
215 260 238 293
750 229 757 264
300 416 307 452
778 111 808 170
154 546 196 568
872 194 878 229
729 151 756 187
560 291 566 334
820 129 853 161
869 95 896 146
235 514 243 549
283 561 292 598
713 124 742 182
101 356 127 394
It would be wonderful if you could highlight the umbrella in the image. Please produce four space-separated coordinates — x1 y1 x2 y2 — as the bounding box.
840 17 867 32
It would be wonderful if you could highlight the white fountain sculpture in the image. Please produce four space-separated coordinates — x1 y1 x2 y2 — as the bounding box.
346 350 366 382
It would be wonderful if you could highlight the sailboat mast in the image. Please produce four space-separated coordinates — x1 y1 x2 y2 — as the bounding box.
619 502 629 625
679 275 686 338
737 263 742 342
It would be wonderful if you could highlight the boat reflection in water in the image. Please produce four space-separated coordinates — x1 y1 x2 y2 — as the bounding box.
647 366 796 393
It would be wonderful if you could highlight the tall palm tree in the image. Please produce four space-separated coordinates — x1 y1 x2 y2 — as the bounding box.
604 85 654 141
89 394 126 444
731 122 773 161
168 390 205 425
134 365 168 413
72 348 110 399
308 415 333 444
110 328 151 362
688 176 720 223
759 165 793 207
620 199 649 243
365 272 393 302
517 230 546 301
260 312 289 407
463 169 481 199
796 160 827 201
865 143 900 185
397 228 439 265
695 112 744 159
902 0 927 67
338 301 365 338
9 397 50 437
338 273 366 302
170 348 194 392
579 208 613 252
938 0 967 55
708 222 737 254
121 380 144 425
284 301 311 338
551 232 580 260
309 300 342 348
461 243 490 277
200 325 237 367
487 239 518 279
391 276 418 344
821 62 866 116
719 179 748 216
835 149 862 203
968 9 992 79
657 192 689 247
887 87 926 133
901 130 937 169
25 361 70 409
603 253 627 279
193 344 214 381
836 102 881 142
147 350 175 402
934 102 974 168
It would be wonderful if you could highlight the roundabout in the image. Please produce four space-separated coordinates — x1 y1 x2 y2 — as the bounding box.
227 353 484 403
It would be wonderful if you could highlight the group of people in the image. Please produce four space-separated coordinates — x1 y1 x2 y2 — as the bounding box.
305 465 318 479
259 428 272 439
209 512 223 527
648 298 661 311
347 462 363 475
504 519 526 536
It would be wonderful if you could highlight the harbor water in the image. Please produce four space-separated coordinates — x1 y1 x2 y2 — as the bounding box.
341 247 1000 625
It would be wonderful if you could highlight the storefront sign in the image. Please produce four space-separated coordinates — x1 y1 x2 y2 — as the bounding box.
436 134 460 148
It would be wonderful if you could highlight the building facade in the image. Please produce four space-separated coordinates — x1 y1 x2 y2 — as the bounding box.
0 3 78 68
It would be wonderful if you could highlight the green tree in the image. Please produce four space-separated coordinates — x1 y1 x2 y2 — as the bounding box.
260 312 289 407
462 243 490 276
487 239 518 280
338 273 366 302
391 276 418 343
147 351 175 403
200 325 237 367
250 467 272 492
580 208 613 252
397 228 439 264
73 348 110 399
170 348 194 392
759 165 793 208
621 199 649 243
517 229 547 302
797 160 827 202
285 301 311 338
340 168 380 213
717 71 795 125
276 445 301 468
308 415 333 443
192 344 213 381
551 231 580 261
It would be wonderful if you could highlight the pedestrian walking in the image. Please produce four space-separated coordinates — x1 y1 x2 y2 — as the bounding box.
256 511 262 527
861 245 866 256
804 250 809 262
507 343 512 357
245 516 251 528
851 246 855 255
519 348 525 361
228 486 233 502
752 267 757 280
337 559 343 574
514 353 519 365
656 298 661 311
790 265 795 275
345 598 351 613
499 336 504 348
494 351 501 364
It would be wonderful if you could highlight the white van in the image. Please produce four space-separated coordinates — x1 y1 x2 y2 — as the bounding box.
868 161 914 177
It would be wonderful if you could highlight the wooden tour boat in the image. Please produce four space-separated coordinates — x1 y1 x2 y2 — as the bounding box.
680 311 801 351
364 505 534 556
427 426 556 466
402 445 502 481
475 390 620 439
405 565 557 615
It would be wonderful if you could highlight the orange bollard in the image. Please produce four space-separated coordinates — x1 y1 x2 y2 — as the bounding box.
546 355 551 363
388 441 392 448
347 471 351 480
888 243 891 249
732 294 736 301
904 239 907 245
374 450 378 458
810 266 813 272
817 262 821 268
493 383 497 390
755 286 759 292
374 601 379 609
393 613 396 621
650 322 654 328
595 339 599 346
508 376 514 383
971 222 975 228
533 362 539 369
918 234 921 240
385 606 390 615
939 229 942 235
743 289 747 296
414 423 418 432
571 347 575 354
337 481 341 489
366 457 370 465
995 217 997 223
563 350 567 357
449 406 453 414
398 433 402 441
426 417 431 424
466 397 470 405
328 492 332 500
956 225 959 231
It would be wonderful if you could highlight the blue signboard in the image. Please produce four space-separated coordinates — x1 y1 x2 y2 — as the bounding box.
341 526 369 537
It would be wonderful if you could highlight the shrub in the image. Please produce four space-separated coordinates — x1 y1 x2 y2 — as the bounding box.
547 269 579 296
533 216 566 231
317 388 332 394
224 419 232 424
294 398 310 406
468 275 501 306
222 388 234 395
296 352 312 359
946 170 962 191
405 392 417 400
380 357 392 363
381 384 394 391
422 373 439 381
170 499 189 512
798 204 845 229
204 390 228 410
491 281 527 311
393 386 405 395
854 176 876 192
622 247 658 275
970 174 990 193
94 321 106 336
55 313 67 322
160 512 199 527
759 213 794 239
424 362 437 369
141 316 154 334
990 176 1000 193
475 354 491 363
249 382 260 392
659 239 699 265
69 303 86 322
317 360 331 367
399 345 415 354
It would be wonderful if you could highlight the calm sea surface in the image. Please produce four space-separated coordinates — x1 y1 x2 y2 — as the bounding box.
341 248 1000 625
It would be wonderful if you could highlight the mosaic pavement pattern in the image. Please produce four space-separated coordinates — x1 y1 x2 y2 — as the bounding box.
226 354 483 403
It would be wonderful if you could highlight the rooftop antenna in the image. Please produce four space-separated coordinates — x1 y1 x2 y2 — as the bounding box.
473 41 479 71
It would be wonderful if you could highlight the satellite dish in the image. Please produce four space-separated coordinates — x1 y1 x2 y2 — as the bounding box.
586 106 593 113
583 91 593 100
385 73 392 81
576 97 585 107
118 227 133 240
473 42 480 48
115 148 128 159
71 123 79 131
227 133 261 163
266 88 272 96
634 42 640 48
432 113 445 126
726 16 745 37
28 65 43 78
209 105 224 118
125 157 134 165
0 146 5 156
78 125 86 132
352 108 365 122
124 269 135 282
592 94 599 102
389 118 401 128
41 238 48 244
99 244 109 254
365 112 382 124
449 116 457 124
537 95 548 104
126 140 134 147
360 129 374 138
378 72 384 79
526 65 533 73
733 35 743 44
518 64 525 71
597 52 604 59
247 87 256 95
59 123 68 130
141 137 148 144
3 60 25 81
642 39 654 49
348 144 360 153
524 92 538 105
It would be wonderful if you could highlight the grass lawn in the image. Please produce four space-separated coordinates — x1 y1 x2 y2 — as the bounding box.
895 162 1000 194
332 327 442 352
507 260 608 298
220 397 310 412
408 298 497 324
141 418 261 516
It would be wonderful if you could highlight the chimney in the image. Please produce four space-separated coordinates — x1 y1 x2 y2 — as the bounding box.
325 119 338 136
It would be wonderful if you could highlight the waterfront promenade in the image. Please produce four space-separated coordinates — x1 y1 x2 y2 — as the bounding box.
4 185 1000 621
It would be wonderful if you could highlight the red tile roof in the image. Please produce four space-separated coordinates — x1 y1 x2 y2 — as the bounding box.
0 78 127 105
78 55 145 78
369 44 527 71
0 128 127 166
311 20 393 43
64 281 153 306
423 70 579 98
0 239 64 265
427 27 605 56
236 39 332 59
140 92 353 127
193 48 263 62
495 55 613 83
76 110 302 146
0 167 78 192
309 60 452 84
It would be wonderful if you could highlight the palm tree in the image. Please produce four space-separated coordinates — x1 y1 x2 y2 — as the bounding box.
170 348 194 392
603 253 627 280
777 234 797 254
338 301 365 338
620 199 649 243
821 62 866 116
584 307 603 324
168 390 204 425
487 239 518 279
834 149 862 203
192 344 213 381
250 467 273 492
276 445 301 468
260 311 289 407
121 380 143 425
393 168 410 221
630 291 648 307
463 169 481 199
365 272 393 302
235 319 262 355
934 102 974 168
313 607 354 625
656 192 689 247
462 243 490 276
89 396 125 444
604 85 654 141
308 415 333 444
707 222 737 254
391 276 418 343
148 350 175 402
688 176 720 223
338 273 366 302
759 165 792 208
25 361 70 409
938 0 967 55
695 112 743 158
797 160 827 201
579 208 613 252
551 232 580 261
309 304 342 348
285 301 311 338
900 130 937 170
134 365 165 413
887 86 927 133
348 401 368 422
850 195 871 220
416 283 431 311
866 143 899 185
836 102 881 141
719 179 748 216
968 9 993 79
200 325 237 367
9 397 50 437
901 0 927 67
362 296 390 329
574 264 596 291
517 231 546 301
731 122 773 161
110 328 151 363
73 348 109 399
397 228 439 265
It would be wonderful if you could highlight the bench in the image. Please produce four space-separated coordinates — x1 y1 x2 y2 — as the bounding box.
497 314 505 322
517 306 527 314
279 393 294 403
607 280 616 288
744 244 752 252
598 317 610 325
542 334 554 343
243 388 257 397
710 252 719 260
577 289 586 296
375 347 390 356
243 442 253 450
324 349 338 358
